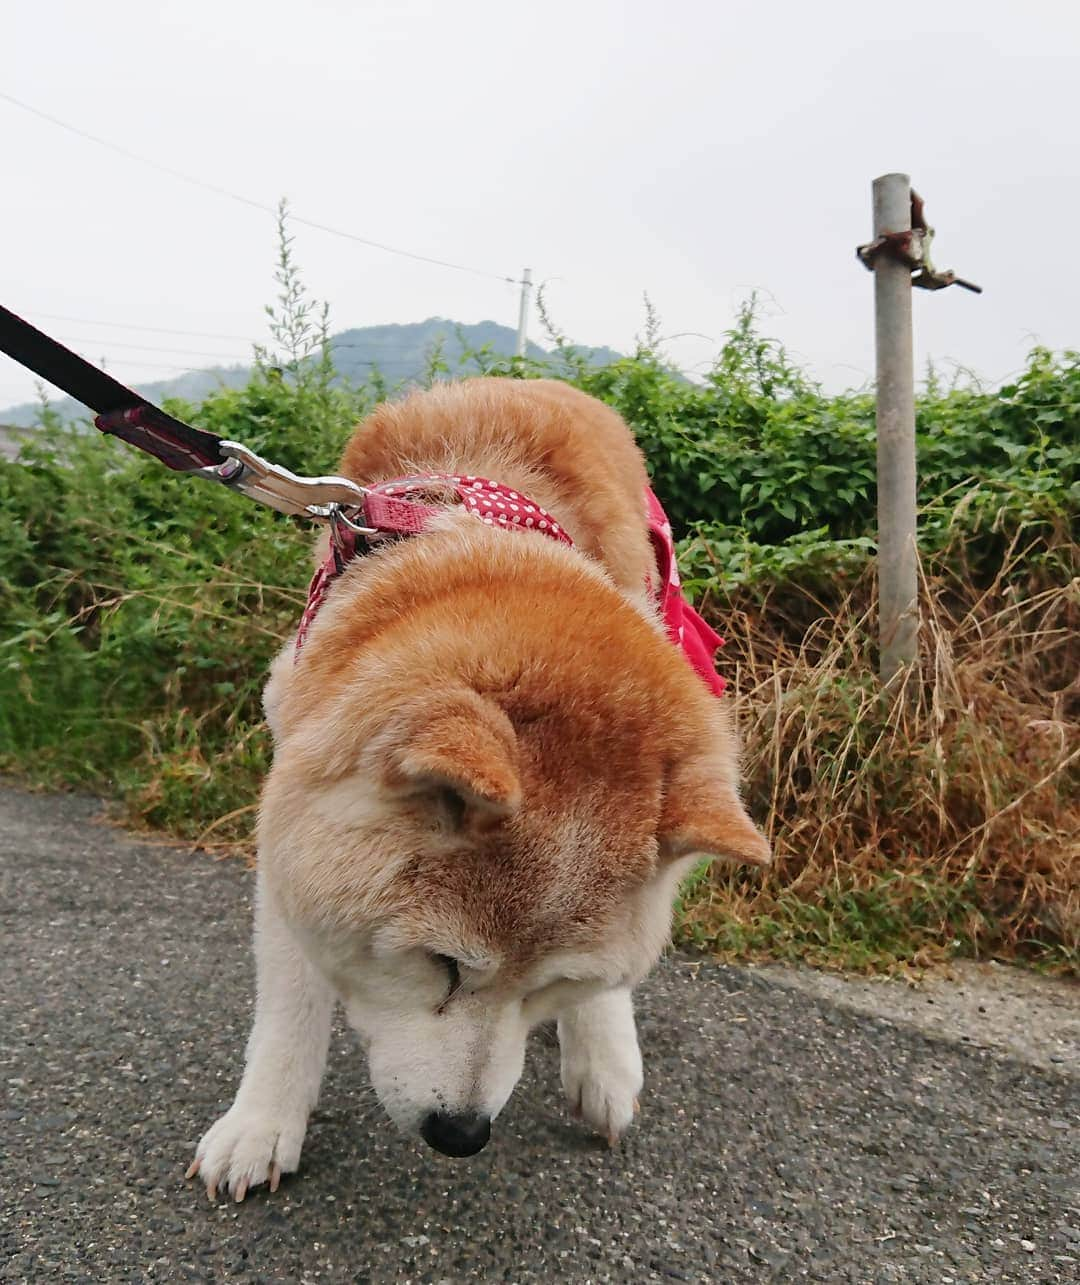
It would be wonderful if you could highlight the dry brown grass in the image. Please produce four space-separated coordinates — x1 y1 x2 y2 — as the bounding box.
679 533 1079 971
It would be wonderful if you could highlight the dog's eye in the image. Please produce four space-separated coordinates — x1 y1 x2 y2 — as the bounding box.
432 953 462 1012
437 787 467 830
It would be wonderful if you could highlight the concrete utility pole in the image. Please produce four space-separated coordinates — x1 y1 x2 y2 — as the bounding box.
859 176 980 689
515 268 533 358
870 173 918 687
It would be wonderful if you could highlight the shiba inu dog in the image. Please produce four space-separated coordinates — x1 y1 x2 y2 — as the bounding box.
187 378 769 1200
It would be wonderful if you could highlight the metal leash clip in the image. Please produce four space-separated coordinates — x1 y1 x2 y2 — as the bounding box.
202 440 378 532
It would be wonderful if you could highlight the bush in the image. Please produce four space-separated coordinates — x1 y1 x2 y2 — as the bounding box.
1 252 1076 971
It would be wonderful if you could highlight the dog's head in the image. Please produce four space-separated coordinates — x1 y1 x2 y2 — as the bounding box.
258 543 769 1155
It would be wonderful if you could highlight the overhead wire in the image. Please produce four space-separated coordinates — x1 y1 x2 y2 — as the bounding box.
3 89 545 402
52 332 479 363
55 335 251 361
2 356 237 378
93 358 243 373
1 90 520 285
27 310 259 343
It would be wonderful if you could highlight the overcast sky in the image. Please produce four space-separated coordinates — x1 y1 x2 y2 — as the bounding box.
3 1 1078 410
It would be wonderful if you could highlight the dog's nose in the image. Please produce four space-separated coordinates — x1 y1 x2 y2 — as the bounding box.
420 1109 491 1157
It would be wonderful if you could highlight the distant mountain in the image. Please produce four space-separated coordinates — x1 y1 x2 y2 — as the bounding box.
0 318 622 429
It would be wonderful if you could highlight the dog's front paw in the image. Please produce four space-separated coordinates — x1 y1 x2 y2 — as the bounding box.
186 1101 307 1202
559 1022 644 1147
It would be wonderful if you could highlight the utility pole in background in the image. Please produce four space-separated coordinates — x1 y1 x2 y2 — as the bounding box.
515 268 533 358
858 175 981 689
870 173 918 687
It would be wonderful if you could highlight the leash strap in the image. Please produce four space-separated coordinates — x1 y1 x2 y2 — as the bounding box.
0 304 227 470
0 303 373 521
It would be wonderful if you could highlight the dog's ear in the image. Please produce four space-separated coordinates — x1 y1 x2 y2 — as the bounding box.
659 759 770 868
387 692 521 818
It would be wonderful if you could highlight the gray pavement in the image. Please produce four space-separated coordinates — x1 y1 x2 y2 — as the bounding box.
1 784 1077 1284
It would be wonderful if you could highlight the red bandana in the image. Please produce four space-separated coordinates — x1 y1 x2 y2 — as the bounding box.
294 474 725 695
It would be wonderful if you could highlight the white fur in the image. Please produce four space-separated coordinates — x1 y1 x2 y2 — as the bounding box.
558 988 644 1143
185 386 767 1201
349 988 529 1132
190 604 718 1200
190 875 334 1197
189 841 700 1196
190 881 669 1197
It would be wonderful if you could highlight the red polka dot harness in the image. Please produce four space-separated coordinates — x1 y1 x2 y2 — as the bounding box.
294 473 725 695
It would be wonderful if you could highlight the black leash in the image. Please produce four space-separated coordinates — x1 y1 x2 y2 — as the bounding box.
0 303 373 523
0 304 228 470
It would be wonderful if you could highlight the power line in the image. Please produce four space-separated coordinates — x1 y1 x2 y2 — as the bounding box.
21 314 524 364
30 310 528 350
56 334 250 361
4 356 238 379
100 358 241 373
2 90 519 285
29 310 258 342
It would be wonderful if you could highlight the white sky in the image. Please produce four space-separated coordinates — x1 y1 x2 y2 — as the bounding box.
3 0 1078 410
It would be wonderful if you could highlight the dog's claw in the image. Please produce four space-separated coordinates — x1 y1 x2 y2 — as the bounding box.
633 1097 640 1116
189 1104 305 1204
185 1158 200 1181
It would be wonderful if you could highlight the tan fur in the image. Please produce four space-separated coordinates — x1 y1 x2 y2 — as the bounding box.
263 378 768 974
338 378 655 594
189 379 771 1189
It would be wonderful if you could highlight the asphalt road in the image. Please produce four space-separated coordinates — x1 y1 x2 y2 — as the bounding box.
1 785 1077 1284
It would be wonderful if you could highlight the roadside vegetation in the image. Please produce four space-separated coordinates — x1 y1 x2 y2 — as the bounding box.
1 218 1076 972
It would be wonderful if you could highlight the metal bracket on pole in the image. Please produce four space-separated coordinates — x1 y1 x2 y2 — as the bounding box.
857 191 982 293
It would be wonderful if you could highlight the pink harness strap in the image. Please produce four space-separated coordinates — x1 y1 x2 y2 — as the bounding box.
294 474 726 696
294 474 569 654
645 488 726 696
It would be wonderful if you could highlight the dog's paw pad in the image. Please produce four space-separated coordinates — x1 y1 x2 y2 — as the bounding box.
187 1104 305 1201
